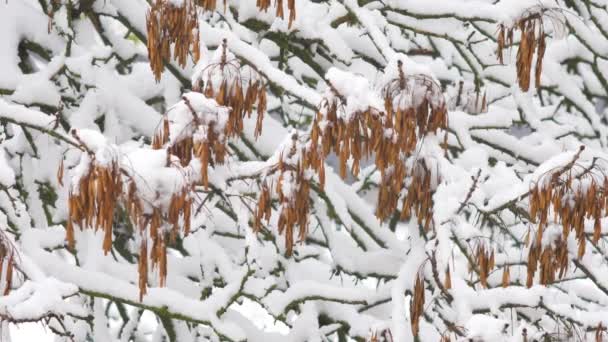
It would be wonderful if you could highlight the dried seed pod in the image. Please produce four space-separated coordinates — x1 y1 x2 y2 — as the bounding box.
502 265 510 288
497 24 505 65
444 266 452 290
138 239 148 302
410 270 425 337
57 158 64 187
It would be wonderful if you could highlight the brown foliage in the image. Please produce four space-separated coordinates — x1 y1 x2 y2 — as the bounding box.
256 0 297 29
306 61 446 226
496 7 565 91
526 146 608 287
410 270 425 337
254 134 310 255
146 0 200 81
65 131 193 301
470 242 494 288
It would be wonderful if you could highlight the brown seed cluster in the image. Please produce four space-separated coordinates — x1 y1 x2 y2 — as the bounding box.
469 242 495 288
526 235 568 288
65 131 193 301
153 97 229 190
496 7 564 91
154 42 267 190
255 134 310 255
527 147 608 286
146 0 201 81
308 80 381 182
399 161 438 230
66 159 122 254
410 270 425 337
307 61 447 225
256 0 296 29
193 39 268 139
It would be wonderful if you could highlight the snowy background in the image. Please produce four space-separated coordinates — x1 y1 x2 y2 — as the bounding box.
1 0 608 341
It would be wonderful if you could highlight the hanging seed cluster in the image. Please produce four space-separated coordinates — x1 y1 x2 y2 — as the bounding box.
526 235 568 288
65 131 194 301
398 160 438 230
377 62 446 222
307 80 380 183
256 0 296 28
255 134 311 255
66 156 122 254
133 186 193 300
154 42 267 190
497 7 564 91
0 234 15 296
193 39 267 139
527 147 608 286
146 0 200 81
153 96 230 190
307 61 447 225
382 61 447 155
468 242 495 288
410 270 425 338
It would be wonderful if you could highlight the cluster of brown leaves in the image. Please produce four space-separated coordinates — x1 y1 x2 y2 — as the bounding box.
307 81 381 183
383 61 448 156
134 187 192 300
307 61 446 227
497 7 565 91
376 63 447 223
66 158 122 254
193 39 268 139
410 270 425 337
399 161 438 230
529 148 601 247
154 42 267 190
527 147 608 286
153 97 229 190
469 242 495 288
255 134 310 255
122 179 193 300
146 0 201 81
256 0 296 28
526 234 568 288
65 131 193 301
0 234 15 296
